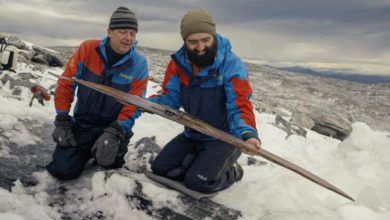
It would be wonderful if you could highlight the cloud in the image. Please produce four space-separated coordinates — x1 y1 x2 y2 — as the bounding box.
0 0 389 75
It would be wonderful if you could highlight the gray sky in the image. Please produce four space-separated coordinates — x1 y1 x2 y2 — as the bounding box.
1 0 389 75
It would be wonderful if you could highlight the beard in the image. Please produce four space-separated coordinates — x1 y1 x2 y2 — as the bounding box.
186 41 217 67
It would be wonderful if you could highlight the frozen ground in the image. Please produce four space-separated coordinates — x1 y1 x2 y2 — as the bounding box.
0 61 389 219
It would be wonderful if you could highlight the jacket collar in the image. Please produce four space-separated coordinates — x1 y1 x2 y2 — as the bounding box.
97 37 134 67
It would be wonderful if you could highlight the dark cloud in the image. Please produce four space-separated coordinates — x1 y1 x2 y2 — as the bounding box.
203 0 390 24
0 0 389 74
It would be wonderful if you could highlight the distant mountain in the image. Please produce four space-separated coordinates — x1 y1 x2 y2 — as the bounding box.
275 66 390 84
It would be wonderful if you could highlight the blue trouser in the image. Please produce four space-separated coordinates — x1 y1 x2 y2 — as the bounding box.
151 133 241 193
46 125 131 180
46 126 103 180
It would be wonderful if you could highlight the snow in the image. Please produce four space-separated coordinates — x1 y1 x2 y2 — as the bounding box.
0 179 60 220
1 62 390 219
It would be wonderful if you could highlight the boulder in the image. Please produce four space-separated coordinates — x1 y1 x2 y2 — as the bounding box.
275 115 307 138
0 32 27 50
293 106 352 140
17 53 31 64
6 35 28 50
18 50 33 61
32 46 64 67
31 54 50 65
290 112 315 129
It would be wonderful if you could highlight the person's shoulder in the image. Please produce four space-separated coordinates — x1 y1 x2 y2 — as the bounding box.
221 51 246 73
131 47 148 66
132 47 146 62
224 51 243 65
216 34 245 68
220 51 247 79
78 39 101 50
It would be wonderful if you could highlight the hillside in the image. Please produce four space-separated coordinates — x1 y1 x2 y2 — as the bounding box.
1 36 389 220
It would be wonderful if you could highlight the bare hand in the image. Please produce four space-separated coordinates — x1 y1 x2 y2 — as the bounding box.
242 138 262 155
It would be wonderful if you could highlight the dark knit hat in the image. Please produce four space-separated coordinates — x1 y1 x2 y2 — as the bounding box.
109 6 138 31
180 9 216 39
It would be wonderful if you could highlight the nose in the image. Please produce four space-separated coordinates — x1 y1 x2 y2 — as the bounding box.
195 42 206 52
124 32 132 41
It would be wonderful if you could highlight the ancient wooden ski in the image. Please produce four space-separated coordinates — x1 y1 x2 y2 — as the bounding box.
49 72 354 202
144 170 218 200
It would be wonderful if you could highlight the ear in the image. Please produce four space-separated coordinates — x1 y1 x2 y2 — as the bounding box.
107 28 112 37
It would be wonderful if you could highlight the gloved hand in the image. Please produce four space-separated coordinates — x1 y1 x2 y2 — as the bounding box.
91 121 132 168
52 114 77 147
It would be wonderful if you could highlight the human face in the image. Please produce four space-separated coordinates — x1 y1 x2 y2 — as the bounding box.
185 33 214 56
185 33 216 67
107 28 136 54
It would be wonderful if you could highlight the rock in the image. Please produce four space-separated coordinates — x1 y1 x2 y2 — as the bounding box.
31 54 50 65
254 100 290 117
18 50 33 61
312 115 352 140
1 73 12 85
1 33 65 67
134 136 161 156
6 35 28 50
0 32 27 50
275 115 307 138
129 136 162 173
1 72 35 90
18 71 36 80
17 53 30 64
294 106 352 140
12 87 22 96
32 46 64 67
290 112 315 129
50 55 64 67
247 157 267 166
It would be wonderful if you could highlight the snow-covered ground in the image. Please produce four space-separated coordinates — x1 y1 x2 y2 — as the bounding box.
1 61 390 220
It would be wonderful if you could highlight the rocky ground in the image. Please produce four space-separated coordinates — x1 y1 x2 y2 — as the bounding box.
2 32 389 139
141 46 390 139
1 33 390 220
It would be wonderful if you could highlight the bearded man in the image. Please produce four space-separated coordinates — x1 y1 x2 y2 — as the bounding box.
148 9 261 193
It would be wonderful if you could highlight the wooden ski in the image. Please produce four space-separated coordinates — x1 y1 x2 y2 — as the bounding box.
49 72 354 202
144 170 219 200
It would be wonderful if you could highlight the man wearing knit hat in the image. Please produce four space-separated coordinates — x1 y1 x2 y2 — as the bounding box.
46 6 148 180
149 9 261 193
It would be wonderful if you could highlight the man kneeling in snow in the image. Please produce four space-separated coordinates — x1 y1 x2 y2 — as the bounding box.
46 7 148 180
148 9 261 193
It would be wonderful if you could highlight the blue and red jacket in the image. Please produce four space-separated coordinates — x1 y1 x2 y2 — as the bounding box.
149 34 258 141
54 37 148 135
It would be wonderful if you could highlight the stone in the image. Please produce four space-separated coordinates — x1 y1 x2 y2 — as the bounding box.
294 105 352 140
31 54 50 65
290 112 315 129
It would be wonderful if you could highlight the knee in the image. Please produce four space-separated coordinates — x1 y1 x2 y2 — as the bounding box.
151 157 166 176
184 172 214 193
151 158 185 181
46 162 82 180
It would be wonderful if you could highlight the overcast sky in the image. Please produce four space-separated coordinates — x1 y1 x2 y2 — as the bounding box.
1 0 389 75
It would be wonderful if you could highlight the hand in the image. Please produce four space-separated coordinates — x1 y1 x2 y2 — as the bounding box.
52 115 77 147
91 122 131 168
241 138 262 156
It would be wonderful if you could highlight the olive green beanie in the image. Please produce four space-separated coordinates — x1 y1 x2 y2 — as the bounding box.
180 9 216 39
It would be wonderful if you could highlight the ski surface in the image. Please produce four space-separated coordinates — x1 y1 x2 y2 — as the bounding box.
144 170 219 200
